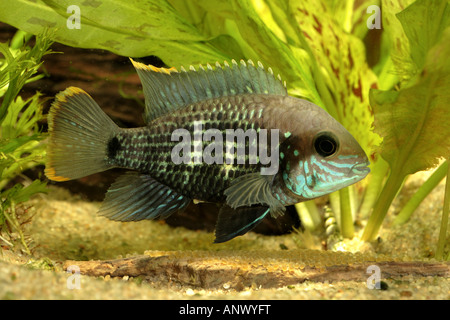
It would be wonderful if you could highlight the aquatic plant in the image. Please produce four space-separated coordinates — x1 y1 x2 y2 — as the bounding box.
0 0 448 257
0 31 52 253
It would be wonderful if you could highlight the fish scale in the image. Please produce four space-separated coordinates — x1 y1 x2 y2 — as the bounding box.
111 94 266 201
45 59 370 243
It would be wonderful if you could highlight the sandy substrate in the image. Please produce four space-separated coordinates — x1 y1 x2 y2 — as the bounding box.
0 173 449 300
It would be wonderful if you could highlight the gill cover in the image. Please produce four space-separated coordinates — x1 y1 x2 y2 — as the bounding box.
281 129 370 200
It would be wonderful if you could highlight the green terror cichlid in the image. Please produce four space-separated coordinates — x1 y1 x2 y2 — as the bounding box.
45 59 370 243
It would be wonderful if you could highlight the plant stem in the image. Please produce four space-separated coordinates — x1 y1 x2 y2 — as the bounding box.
359 158 389 218
394 161 448 225
340 187 354 238
304 200 321 229
10 30 33 50
295 200 321 231
435 160 450 260
376 56 400 91
361 169 405 241
1 200 31 255
329 191 340 225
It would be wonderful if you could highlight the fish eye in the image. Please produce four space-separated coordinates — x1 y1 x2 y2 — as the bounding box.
314 132 339 157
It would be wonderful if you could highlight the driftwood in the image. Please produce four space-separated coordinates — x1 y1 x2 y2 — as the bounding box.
63 250 450 290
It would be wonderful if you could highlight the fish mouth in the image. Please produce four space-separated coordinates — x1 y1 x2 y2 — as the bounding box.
351 162 371 176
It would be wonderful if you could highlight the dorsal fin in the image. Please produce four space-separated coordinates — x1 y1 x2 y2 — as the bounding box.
130 58 287 123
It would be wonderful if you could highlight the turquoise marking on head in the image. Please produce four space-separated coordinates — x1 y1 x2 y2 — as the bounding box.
296 174 305 185
338 154 359 160
326 160 354 169
303 160 309 175
282 152 370 200
276 110 372 202
306 175 314 187
311 156 345 177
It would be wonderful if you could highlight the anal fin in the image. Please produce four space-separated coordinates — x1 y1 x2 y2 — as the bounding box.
99 172 190 221
214 205 269 243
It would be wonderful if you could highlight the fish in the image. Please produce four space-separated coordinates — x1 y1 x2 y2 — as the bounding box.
45 59 370 243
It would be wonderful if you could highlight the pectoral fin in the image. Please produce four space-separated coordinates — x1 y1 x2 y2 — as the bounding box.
224 173 285 217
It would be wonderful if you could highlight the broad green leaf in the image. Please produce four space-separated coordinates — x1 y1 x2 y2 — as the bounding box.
324 0 381 38
381 0 417 83
288 0 381 156
254 0 321 104
170 0 322 104
231 1 320 100
371 29 450 175
271 0 383 237
397 0 450 73
0 0 229 66
363 28 450 241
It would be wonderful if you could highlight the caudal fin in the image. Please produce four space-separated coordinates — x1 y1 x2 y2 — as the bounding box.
45 87 120 181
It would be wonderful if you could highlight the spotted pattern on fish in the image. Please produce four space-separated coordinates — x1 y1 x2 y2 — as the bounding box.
109 95 271 202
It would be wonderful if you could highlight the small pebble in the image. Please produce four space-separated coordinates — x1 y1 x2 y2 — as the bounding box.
185 288 195 296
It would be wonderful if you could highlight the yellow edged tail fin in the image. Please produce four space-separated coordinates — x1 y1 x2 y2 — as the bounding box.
45 87 120 181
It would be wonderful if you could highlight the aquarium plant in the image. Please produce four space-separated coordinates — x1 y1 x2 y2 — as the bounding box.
0 31 52 253
0 0 448 258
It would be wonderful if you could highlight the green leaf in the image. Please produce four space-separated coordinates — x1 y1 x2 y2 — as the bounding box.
1 94 44 140
0 32 52 123
380 0 417 83
362 27 450 241
0 35 48 189
0 0 229 66
171 0 323 105
287 0 381 158
324 0 381 38
397 0 450 72
0 134 40 155
372 32 450 175
1 180 48 206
